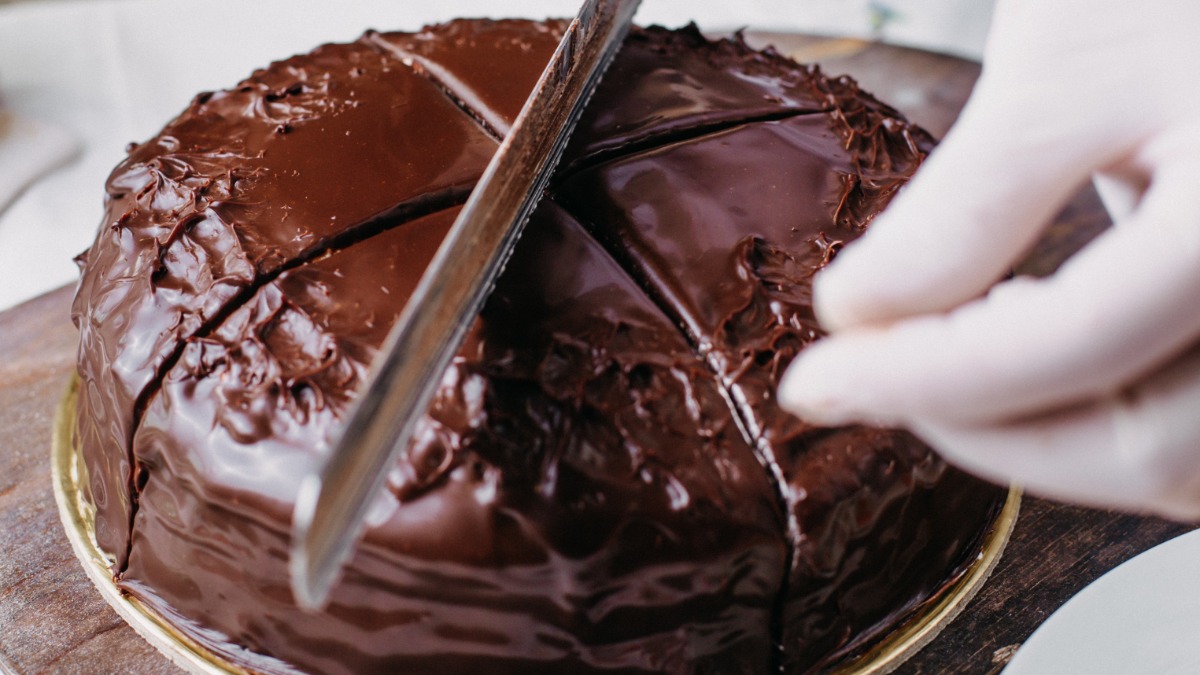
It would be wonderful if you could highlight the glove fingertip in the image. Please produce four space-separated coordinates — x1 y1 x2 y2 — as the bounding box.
813 245 926 332
777 349 843 424
811 263 860 332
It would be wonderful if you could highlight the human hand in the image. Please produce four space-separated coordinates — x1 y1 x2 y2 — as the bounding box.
777 0 1200 519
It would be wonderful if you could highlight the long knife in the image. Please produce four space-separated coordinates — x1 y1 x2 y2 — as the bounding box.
289 0 641 611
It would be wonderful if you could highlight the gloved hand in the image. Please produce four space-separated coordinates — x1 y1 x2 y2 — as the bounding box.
778 0 1200 520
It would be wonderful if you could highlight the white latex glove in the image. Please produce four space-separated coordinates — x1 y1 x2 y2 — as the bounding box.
778 0 1200 520
0 109 77 217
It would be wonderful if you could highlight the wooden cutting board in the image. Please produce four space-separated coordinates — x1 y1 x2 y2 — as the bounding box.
0 34 1192 675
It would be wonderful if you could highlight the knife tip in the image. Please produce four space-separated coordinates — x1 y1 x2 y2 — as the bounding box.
290 473 337 612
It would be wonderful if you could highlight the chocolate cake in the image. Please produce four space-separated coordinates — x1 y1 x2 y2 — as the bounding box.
71 19 1005 673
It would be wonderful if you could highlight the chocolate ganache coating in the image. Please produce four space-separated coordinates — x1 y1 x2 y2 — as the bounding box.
72 19 1004 674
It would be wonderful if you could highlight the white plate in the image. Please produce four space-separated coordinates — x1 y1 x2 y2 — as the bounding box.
1004 528 1200 675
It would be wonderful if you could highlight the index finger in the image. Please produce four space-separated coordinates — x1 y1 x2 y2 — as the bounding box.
779 161 1200 426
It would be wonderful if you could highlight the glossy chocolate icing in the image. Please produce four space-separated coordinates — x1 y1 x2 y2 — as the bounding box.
368 19 569 136
72 19 1003 673
553 108 977 670
72 37 495 564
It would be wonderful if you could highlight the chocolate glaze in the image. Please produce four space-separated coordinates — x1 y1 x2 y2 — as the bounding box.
72 19 1004 673
368 19 569 136
72 35 497 564
561 25 839 169
554 107 998 670
128 204 785 673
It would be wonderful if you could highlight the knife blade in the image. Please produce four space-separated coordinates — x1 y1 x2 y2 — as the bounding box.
289 0 641 611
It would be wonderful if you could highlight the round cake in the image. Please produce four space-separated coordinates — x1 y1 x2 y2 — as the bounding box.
71 19 1005 674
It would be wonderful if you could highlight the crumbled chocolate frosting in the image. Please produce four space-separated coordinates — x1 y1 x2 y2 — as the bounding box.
72 19 1003 673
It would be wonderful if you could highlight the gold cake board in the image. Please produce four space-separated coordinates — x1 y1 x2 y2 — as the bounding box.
52 378 1020 675
51 378 250 675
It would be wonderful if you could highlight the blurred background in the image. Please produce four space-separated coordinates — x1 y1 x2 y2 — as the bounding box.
0 0 996 312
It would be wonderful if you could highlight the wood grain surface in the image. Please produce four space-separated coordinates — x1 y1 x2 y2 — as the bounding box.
0 286 178 675
0 34 1192 674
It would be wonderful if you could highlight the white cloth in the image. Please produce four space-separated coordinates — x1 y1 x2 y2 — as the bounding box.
0 0 994 312
0 110 76 216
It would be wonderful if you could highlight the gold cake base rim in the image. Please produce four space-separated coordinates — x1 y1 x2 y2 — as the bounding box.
53 376 1019 674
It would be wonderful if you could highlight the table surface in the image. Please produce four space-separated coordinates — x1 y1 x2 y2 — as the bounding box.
1 34 1193 675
